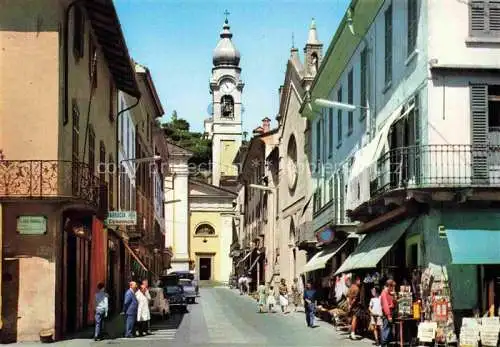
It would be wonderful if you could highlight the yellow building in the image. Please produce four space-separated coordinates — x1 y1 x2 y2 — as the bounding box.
189 180 236 283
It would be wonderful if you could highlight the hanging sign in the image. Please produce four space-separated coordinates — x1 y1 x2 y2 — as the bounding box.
17 216 47 235
316 227 335 244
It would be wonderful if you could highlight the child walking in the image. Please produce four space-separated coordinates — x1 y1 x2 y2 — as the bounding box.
369 287 383 346
267 285 276 313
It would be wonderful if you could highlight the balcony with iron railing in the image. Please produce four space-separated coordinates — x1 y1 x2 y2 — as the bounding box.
368 144 500 201
0 160 103 208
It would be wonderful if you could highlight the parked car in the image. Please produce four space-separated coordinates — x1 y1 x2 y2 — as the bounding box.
179 279 196 304
164 285 187 312
149 287 170 319
169 271 199 296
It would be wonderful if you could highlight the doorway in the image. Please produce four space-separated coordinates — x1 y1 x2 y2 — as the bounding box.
199 258 212 280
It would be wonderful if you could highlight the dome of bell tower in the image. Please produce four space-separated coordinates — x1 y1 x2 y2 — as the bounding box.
213 19 240 67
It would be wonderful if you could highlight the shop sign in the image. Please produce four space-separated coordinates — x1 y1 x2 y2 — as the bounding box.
438 225 446 239
316 227 335 244
106 211 137 226
16 216 47 235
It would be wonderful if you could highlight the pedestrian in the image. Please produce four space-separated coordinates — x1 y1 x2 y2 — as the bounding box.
369 286 383 346
267 285 276 313
348 277 362 340
142 279 152 334
380 279 396 347
257 284 267 313
135 283 151 336
122 281 138 338
303 281 316 328
238 275 245 295
94 282 109 341
291 278 302 312
278 278 289 313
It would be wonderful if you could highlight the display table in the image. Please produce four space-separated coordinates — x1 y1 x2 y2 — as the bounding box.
394 317 419 347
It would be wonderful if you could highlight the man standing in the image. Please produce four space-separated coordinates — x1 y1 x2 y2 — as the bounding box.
123 281 138 338
380 279 396 347
142 279 152 334
94 283 108 341
303 281 317 328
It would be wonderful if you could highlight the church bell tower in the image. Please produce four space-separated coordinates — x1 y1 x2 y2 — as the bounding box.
209 14 244 188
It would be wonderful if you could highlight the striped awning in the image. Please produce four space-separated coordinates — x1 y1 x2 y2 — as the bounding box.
124 242 148 272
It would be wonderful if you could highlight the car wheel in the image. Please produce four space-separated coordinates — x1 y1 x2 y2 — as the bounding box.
183 306 188 313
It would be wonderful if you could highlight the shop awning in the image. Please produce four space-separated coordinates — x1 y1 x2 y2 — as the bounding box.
447 229 500 264
301 240 349 273
124 242 148 272
334 218 414 275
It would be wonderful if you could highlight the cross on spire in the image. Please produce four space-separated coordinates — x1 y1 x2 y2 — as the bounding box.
224 9 230 24
292 32 295 48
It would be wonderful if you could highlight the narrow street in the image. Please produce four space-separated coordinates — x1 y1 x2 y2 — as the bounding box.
6 287 372 347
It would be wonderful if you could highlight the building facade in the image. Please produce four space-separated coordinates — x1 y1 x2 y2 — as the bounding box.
127 63 165 283
306 0 500 323
189 180 236 283
236 119 279 289
0 0 140 341
164 143 193 273
275 20 322 285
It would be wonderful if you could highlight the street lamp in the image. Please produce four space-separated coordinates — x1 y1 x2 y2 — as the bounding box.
117 155 162 212
314 99 357 112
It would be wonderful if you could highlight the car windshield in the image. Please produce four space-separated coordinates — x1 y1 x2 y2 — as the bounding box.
179 279 193 286
173 272 195 281
164 286 182 294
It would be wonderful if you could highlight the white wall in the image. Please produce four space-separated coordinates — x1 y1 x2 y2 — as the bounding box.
118 92 136 210
311 0 429 216
428 0 500 69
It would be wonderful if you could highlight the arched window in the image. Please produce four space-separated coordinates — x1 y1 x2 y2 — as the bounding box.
221 95 234 118
195 223 215 236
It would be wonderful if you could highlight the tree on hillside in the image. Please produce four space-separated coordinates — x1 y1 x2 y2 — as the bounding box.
161 110 212 175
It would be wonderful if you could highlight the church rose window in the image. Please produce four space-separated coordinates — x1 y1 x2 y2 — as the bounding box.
195 224 215 235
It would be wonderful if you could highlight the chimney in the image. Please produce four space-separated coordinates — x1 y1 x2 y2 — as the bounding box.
262 117 271 133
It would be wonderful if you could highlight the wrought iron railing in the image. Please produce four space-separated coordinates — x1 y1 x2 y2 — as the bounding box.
369 144 500 198
0 160 101 207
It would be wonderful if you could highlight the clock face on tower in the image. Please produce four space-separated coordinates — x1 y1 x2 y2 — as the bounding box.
220 79 235 94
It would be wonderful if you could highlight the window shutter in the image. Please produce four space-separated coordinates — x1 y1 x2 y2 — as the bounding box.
339 169 345 224
490 1 500 34
470 1 486 35
470 84 489 183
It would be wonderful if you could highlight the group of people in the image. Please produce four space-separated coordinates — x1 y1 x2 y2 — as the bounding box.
256 278 303 314
93 279 153 341
347 277 397 347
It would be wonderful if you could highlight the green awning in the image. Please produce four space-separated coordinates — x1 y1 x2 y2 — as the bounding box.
447 229 500 264
301 240 349 273
334 218 415 275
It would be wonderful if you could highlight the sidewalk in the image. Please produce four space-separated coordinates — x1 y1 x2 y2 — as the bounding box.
3 315 126 347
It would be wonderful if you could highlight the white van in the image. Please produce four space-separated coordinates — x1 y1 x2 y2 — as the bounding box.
149 287 170 319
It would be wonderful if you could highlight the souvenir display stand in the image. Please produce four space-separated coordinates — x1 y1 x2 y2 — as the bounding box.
420 266 458 346
459 318 480 347
396 285 419 347
478 317 499 347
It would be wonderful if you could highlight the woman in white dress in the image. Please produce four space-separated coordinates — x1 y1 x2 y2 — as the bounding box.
135 284 151 336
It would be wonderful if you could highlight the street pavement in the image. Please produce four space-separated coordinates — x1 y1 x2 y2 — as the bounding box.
7 287 373 347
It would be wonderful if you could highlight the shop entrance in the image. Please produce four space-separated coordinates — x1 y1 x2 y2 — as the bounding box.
199 258 212 280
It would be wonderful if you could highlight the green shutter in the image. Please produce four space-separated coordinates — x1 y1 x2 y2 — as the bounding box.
339 169 345 224
470 84 489 183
